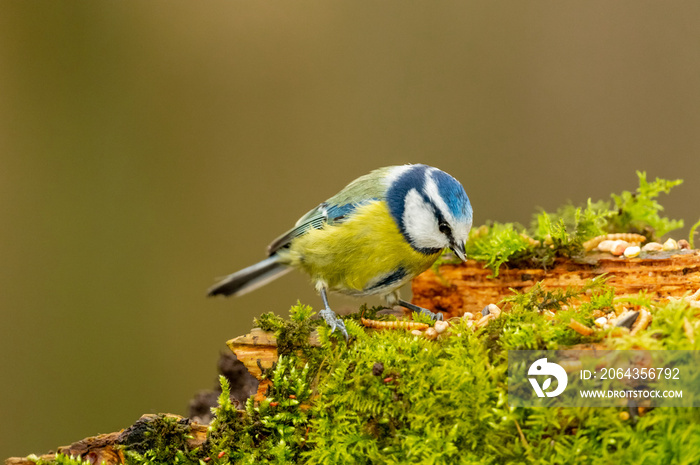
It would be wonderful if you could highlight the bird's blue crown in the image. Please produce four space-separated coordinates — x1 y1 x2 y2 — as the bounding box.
386 164 471 224
385 164 472 255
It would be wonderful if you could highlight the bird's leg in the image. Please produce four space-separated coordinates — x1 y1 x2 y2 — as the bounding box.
318 287 348 341
398 299 444 321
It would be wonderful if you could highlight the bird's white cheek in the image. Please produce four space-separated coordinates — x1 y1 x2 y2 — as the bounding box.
454 220 472 246
402 189 448 249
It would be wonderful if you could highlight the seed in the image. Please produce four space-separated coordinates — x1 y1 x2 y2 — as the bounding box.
591 309 606 319
475 314 494 328
642 242 663 252
611 241 630 256
597 240 616 252
615 311 640 329
462 312 474 321
424 327 438 340
434 320 450 334
411 329 423 337
663 238 679 251
594 317 608 328
484 303 502 317
623 245 641 258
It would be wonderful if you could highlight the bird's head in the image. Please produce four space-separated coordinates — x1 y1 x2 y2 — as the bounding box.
386 164 472 260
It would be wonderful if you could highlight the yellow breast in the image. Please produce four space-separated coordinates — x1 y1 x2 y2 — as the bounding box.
280 200 441 295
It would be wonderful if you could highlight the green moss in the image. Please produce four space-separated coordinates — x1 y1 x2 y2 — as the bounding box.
121 415 203 465
29 454 94 465
205 358 314 465
689 217 700 249
457 172 684 277
607 171 683 239
463 222 532 277
30 288 700 465
254 302 324 368
26 174 696 465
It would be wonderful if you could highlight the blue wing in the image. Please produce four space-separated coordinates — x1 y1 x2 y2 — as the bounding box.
266 201 372 255
265 166 395 256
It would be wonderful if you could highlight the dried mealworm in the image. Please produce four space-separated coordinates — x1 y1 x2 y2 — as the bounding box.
683 317 695 345
360 317 429 331
568 318 594 336
583 233 646 252
630 309 652 335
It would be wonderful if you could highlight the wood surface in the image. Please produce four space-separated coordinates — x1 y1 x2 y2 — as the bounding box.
412 250 700 318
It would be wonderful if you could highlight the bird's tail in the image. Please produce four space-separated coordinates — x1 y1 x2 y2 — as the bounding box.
207 255 291 297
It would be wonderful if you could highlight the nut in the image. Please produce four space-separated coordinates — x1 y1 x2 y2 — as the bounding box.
663 238 679 251
623 245 641 258
642 242 663 252
434 320 450 334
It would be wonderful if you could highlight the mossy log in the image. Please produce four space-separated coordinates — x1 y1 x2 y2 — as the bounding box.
412 250 700 319
7 251 700 465
226 328 280 402
226 327 321 401
4 331 318 465
4 414 208 465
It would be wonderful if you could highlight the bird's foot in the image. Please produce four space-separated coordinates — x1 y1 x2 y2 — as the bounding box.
398 299 444 321
319 307 349 341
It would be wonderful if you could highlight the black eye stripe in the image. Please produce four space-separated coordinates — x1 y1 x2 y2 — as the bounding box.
437 216 454 243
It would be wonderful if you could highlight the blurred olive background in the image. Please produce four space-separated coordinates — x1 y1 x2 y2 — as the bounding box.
2 0 700 459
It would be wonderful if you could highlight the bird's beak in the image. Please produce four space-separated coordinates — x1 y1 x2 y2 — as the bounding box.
451 242 467 262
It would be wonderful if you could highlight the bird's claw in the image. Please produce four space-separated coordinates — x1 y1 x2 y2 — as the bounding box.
398 299 443 321
319 307 348 341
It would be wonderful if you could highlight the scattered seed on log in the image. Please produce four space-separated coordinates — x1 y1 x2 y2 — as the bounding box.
583 233 646 252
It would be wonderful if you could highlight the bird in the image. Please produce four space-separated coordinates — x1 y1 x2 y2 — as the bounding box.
208 164 473 340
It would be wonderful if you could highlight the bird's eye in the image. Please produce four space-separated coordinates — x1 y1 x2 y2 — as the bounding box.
438 222 451 236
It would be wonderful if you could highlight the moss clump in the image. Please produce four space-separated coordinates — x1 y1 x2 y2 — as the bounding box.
206 358 314 465
27 173 698 465
460 172 684 276
255 302 324 367
487 277 611 352
121 415 203 464
29 455 93 465
29 291 700 464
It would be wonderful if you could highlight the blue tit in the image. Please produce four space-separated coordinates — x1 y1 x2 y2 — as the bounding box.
208 164 473 340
